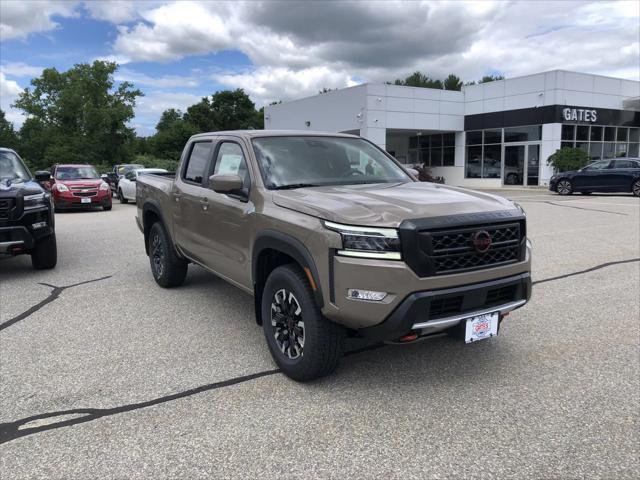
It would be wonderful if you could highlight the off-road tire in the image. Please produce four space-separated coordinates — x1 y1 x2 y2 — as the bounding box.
148 222 187 288
118 189 128 204
261 264 344 382
31 234 57 270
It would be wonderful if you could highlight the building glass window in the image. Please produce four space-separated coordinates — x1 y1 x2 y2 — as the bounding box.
604 127 615 141
482 144 502 178
576 125 590 141
617 127 628 142
504 125 541 142
629 143 639 157
562 124 638 160
590 126 603 141
466 131 482 145
409 133 456 168
561 124 575 141
465 146 482 178
589 142 603 161
484 129 501 144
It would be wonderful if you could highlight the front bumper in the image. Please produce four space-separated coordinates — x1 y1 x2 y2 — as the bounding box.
359 273 531 341
54 191 111 208
548 179 557 192
0 207 54 254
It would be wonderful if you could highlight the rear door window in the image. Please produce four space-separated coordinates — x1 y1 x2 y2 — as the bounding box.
183 142 212 184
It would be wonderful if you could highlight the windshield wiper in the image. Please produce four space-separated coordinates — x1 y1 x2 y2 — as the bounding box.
272 183 323 190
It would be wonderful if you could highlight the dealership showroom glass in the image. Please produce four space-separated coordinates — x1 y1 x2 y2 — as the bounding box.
266 70 640 188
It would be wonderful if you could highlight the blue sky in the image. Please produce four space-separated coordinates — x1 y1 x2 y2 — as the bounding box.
1 1 638 136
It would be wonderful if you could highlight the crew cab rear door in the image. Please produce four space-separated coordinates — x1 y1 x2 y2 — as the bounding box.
173 139 216 264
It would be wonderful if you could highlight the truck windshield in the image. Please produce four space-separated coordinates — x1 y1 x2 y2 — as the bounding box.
252 136 411 189
0 150 31 184
55 166 100 180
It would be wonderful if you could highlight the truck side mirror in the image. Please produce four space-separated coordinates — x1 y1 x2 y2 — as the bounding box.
407 168 419 178
35 171 51 181
209 174 243 193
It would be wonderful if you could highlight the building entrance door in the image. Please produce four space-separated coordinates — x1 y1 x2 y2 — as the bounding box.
503 143 541 186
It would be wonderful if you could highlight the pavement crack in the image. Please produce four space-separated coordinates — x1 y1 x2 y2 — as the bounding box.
532 258 640 286
0 276 112 332
0 344 388 445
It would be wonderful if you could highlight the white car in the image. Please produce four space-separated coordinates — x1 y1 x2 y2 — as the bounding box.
117 168 168 204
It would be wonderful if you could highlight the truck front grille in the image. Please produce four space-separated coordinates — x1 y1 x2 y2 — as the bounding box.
399 212 526 278
0 198 14 220
421 223 522 275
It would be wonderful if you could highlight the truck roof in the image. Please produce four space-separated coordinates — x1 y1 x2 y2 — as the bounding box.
189 130 360 140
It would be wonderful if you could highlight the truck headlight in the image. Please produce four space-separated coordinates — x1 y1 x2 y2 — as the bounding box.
324 221 401 260
23 193 47 210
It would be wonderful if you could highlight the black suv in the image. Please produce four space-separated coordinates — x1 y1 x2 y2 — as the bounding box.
0 148 57 269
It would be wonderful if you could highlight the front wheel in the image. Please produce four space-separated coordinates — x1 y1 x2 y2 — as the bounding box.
632 180 640 197
261 264 344 382
31 234 57 269
148 222 188 288
556 179 573 195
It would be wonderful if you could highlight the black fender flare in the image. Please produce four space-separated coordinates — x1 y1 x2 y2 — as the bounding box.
252 230 325 312
141 200 170 255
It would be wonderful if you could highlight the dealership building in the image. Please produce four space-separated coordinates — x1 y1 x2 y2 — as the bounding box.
264 70 640 188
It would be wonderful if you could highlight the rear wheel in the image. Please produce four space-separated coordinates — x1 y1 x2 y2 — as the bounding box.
556 179 573 195
118 189 128 204
632 180 640 197
148 222 188 287
261 264 344 381
31 234 57 270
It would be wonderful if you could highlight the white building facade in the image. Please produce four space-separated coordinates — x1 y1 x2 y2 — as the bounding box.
265 70 640 188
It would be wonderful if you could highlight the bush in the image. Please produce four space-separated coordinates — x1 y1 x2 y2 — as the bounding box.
547 147 590 172
134 154 179 172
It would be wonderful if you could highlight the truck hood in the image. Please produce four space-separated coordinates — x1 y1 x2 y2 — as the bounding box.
272 182 516 227
0 179 44 197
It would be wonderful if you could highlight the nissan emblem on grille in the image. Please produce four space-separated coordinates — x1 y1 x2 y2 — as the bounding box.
471 230 492 253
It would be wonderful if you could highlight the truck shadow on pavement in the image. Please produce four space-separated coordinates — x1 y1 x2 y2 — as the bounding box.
1 257 638 445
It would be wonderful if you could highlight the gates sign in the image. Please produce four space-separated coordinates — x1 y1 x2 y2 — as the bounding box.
563 108 598 122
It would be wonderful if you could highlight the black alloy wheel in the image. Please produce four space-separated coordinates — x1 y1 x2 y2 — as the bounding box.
632 180 640 197
270 288 305 360
557 179 573 195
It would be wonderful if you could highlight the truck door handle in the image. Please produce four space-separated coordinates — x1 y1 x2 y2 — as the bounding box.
200 198 209 210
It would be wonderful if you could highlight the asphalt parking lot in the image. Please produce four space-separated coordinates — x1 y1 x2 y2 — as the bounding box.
1 189 639 479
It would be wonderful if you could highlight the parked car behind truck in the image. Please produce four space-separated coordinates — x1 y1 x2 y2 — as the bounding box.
0 148 57 269
136 131 532 381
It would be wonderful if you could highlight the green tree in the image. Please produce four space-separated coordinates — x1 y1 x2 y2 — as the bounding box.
547 147 591 172
150 109 197 161
443 74 463 91
184 89 261 133
12 61 142 170
0 109 19 150
480 74 505 83
394 71 444 89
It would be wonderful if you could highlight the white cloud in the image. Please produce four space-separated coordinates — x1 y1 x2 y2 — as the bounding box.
0 72 25 126
82 0 157 24
134 90 203 135
0 62 44 77
114 1 234 62
0 0 78 40
115 68 200 88
215 66 358 106
106 0 639 107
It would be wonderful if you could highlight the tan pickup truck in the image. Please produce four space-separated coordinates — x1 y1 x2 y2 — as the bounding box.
136 131 531 381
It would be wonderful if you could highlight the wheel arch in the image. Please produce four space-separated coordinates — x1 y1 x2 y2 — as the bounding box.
252 230 324 325
142 200 168 255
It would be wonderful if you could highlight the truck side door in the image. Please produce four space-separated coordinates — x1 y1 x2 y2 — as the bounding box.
198 138 254 289
173 139 216 264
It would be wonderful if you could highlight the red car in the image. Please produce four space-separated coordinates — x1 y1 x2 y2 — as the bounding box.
49 164 112 211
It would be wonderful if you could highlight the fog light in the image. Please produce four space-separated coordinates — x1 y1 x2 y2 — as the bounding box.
347 289 387 301
32 221 47 229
